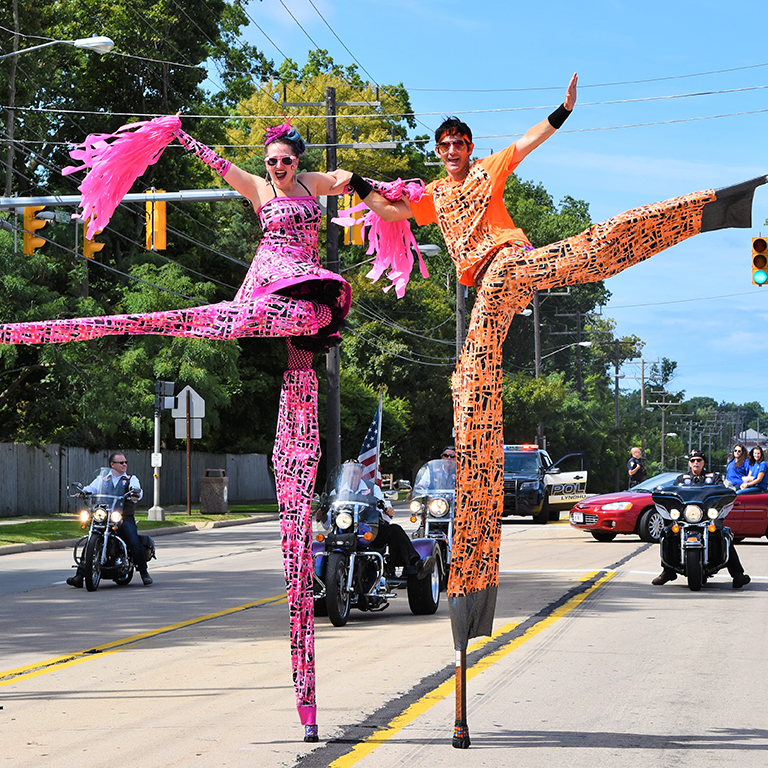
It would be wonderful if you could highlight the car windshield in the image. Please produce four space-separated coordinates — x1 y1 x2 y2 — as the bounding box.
630 471 679 491
504 453 539 474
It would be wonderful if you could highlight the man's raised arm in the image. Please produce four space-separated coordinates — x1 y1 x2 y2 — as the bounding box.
515 72 578 162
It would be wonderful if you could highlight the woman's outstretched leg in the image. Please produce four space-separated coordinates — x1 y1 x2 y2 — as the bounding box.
0 293 322 345
273 339 321 742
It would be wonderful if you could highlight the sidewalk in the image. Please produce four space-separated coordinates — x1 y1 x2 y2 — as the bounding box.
0 511 279 557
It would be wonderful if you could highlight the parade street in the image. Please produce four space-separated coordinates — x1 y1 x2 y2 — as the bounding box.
1 516 767 768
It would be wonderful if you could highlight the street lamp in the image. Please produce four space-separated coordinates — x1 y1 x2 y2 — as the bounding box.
3 34 114 197
0 36 115 60
540 340 592 361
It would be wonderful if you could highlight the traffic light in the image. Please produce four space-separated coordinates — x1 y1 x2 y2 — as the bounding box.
154 380 176 411
343 193 364 246
145 192 166 251
83 234 105 259
752 237 768 286
22 206 47 255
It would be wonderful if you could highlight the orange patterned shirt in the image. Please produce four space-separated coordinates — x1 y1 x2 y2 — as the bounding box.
410 143 531 286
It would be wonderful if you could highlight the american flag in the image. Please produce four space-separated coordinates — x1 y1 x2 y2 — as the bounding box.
358 394 383 485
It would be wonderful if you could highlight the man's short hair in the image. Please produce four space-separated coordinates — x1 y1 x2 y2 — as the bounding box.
435 117 472 145
108 452 123 464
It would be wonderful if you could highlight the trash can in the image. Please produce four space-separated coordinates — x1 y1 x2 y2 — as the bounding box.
200 469 228 514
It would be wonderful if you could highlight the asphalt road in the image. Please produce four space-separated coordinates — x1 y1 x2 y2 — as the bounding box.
1 516 767 767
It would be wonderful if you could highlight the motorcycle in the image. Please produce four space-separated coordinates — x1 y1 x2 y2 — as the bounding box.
408 459 455 589
71 468 156 592
312 463 441 627
652 483 736 591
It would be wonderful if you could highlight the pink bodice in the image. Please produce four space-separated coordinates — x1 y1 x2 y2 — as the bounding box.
236 196 324 301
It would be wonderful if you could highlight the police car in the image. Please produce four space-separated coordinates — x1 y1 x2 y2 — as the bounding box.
502 444 588 524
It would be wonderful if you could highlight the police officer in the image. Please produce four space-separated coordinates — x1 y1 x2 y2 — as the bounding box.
627 447 646 488
652 450 750 588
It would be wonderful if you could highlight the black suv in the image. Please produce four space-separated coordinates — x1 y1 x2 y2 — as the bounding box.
502 444 587 524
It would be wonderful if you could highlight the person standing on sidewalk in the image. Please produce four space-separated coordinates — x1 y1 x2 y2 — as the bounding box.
627 447 646 488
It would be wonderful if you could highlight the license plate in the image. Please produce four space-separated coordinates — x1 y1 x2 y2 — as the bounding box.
571 511 584 523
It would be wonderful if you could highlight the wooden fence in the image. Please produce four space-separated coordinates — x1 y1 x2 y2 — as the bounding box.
0 443 275 517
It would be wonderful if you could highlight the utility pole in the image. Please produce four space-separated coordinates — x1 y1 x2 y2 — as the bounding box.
640 359 646 454
281 85 390 472
614 339 621 491
648 390 678 470
325 86 342 471
4 0 19 197
533 290 543 446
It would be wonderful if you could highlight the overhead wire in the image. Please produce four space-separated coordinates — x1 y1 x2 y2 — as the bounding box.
1 219 207 304
6 80 767 123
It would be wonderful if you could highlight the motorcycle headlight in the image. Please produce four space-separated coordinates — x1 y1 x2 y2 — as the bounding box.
520 481 538 491
428 498 449 517
670 509 681 520
335 511 353 530
409 500 423 514
93 509 107 522
707 508 719 520
110 511 123 524
79 511 90 524
683 505 703 523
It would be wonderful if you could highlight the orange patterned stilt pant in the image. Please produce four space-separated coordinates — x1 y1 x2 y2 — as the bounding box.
447 188 716 649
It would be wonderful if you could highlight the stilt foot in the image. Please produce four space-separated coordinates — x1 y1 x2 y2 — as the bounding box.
304 724 319 743
452 720 471 749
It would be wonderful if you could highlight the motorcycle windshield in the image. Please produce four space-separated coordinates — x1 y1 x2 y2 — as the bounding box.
652 484 736 520
412 459 456 497
88 468 126 513
323 464 381 539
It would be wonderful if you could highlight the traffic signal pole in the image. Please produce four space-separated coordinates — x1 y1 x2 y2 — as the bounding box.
325 86 342 471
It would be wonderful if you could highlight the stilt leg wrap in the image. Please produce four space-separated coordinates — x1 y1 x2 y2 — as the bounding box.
452 720 471 749
287 339 314 370
273 369 321 733
0 294 320 346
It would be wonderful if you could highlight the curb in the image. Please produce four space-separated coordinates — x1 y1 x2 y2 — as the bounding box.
0 513 280 557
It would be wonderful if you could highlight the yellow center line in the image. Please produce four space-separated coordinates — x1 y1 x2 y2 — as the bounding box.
0 591 287 687
330 570 617 767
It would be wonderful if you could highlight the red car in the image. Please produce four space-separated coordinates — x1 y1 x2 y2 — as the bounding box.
569 472 768 543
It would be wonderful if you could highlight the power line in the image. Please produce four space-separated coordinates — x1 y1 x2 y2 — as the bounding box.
407 61 768 92
7 82 767 122
1 219 207 303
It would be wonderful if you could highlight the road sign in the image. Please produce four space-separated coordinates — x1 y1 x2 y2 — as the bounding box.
175 419 202 440
171 386 205 419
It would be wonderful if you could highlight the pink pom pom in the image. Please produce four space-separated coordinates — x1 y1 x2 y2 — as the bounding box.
63 114 182 239
333 178 428 298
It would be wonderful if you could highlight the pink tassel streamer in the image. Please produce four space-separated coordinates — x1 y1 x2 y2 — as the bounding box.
63 114 182 239
333 178 428 298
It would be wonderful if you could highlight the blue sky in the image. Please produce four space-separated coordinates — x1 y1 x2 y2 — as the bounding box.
237 0 768 407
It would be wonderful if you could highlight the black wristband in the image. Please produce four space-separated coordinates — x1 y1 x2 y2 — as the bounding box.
349 172 373 199
547 103 572 129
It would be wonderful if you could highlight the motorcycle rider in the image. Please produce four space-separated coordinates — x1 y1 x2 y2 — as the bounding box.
67 452 153 587
323 460 435 580
651 450 750 588
412 446 457 495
